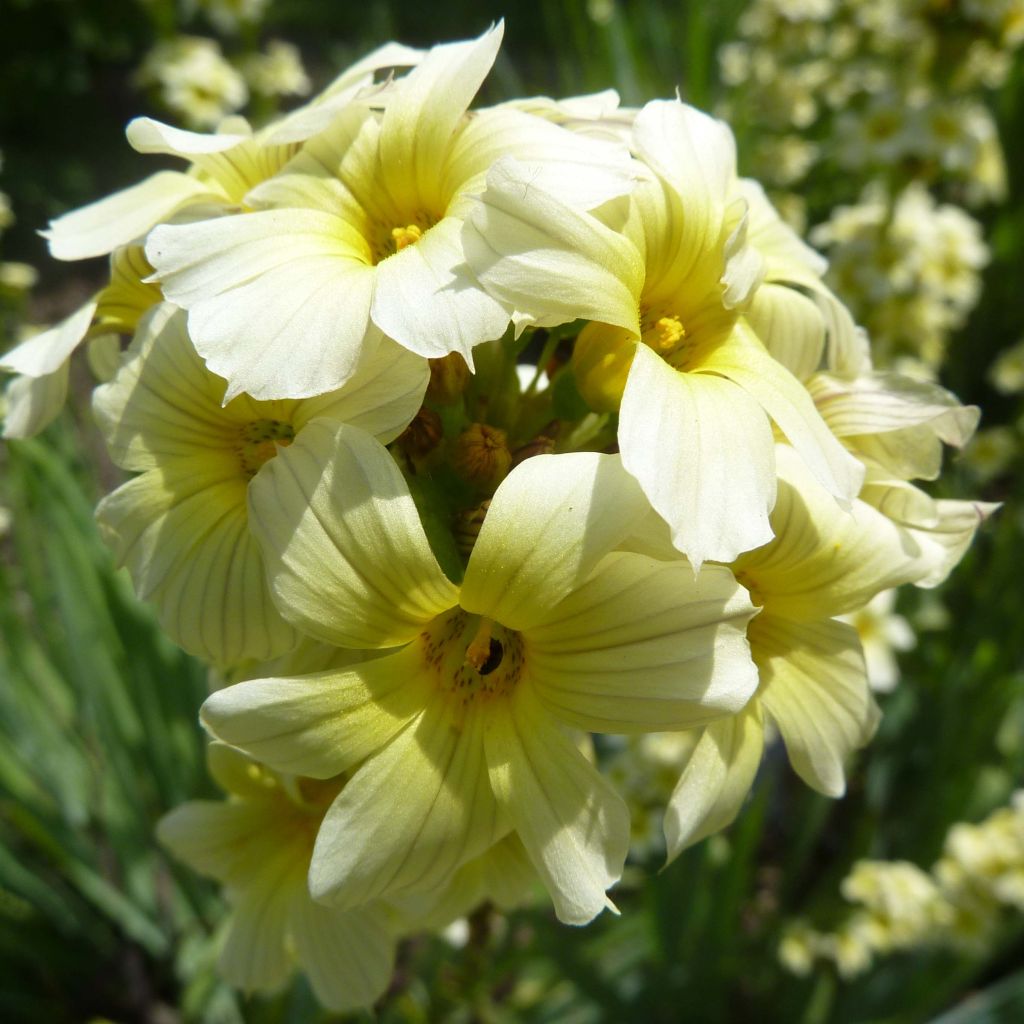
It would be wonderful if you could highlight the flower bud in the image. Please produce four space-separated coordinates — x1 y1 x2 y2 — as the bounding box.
427 352 470 405
453 423 512 488
397 407 444 459
571 322 635 412
454 500 490 558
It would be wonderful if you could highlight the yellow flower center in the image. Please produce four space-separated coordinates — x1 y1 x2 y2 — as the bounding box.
642 314 687 357
369 214 437 263
420 609 524 707
392 224 423 251
238 418 295 479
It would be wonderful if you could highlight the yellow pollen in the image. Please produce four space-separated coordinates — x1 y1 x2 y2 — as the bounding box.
650 315 686 353
391 224 423 251
464 617 494 672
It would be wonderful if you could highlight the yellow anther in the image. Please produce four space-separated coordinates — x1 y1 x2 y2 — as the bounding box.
391 224 423 251
650 315 686 353
238 418 295 478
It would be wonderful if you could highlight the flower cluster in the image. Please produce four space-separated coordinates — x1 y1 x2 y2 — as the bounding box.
811 183 989 372
719 0 1018 198
137 35 311 129
1 25 994 1011
718 0 1020 375
780 791 1024 979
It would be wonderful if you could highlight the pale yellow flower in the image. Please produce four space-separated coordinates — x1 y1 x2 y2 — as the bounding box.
202 428 759 923
93 304 427 665
147 24 632 401
467 97 861 567
159 743 395 1011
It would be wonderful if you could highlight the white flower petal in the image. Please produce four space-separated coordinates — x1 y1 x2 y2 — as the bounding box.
290 898 395 1013
619 344 776 568
446 106 633 211
218 873 298 996
310 701 508 907
370 215 510 365
97 463 298 665
745 283 825 382
753 614 878 797
297 336 428 443
2 365 69 439
737 446 968 620
248 420 459 648
663 703 765 862
714 321 864 504
460 452 651 631
266 42 424 145
485 687 629 925
903 499 1000 588
378 23 504 210
43 172 222 261
201 647 429 778
157 800 273 882
463 157 644 331
126 116 250 156
528 554 758 732
631 99 734 258
147 211 378 400
0 300 97 376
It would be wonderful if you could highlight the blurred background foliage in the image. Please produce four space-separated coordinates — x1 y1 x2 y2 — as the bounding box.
1 1 1023 1022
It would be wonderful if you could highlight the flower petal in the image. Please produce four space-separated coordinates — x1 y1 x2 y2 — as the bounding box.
92 303 239 471
96 461 298 664
0 299 97 376
462 157 645 332
484 687 629 925
147 210 378 400
753 613 878 797
445 106 633 211
528 553 759 732
377 23 503 211
370 215 510 366
631 99 734 262
290 898 395 1013
310 700 508 907
712 321 864 504
201 646 429 779
663 702 765 862
460 452 651 631
809 371 980 481
736 445 955 620
126 116 294 203
218 872 299 996
1 365 69 439
619 344 776 568
745 283 825 383
157 800 275 882
266 41 424 145
43 172 222 261
248 420 459 648
297 336 428 443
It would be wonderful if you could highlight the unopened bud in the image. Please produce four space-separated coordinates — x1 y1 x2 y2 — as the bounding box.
511 421 559 466
427 352 470 405
455 500 490 558
397 407 443 458
572 322 635 412
453 423 512 488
